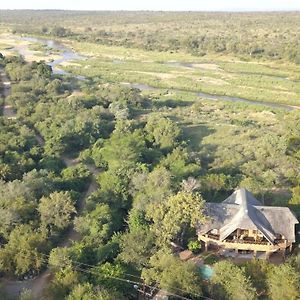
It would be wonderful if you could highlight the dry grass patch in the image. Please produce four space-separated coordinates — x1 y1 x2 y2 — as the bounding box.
198 77 229 86
190 63 220 70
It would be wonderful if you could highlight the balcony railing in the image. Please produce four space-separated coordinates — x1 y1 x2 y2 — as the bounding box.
225 239 269 245
206 234 270 245
207 233 219 240
203 233 290 248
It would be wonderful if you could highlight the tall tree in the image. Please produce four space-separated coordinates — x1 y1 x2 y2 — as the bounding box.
142 250 203 298
119 227 156 269
74 203 114 243
211 261 257 300
0 225 48 276
267 264 300 300
38 191 76 231
148 191 205 246
145 115 181 151
131 167 173 211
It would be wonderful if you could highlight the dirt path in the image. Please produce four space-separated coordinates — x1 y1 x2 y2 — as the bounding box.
2 172 99 299
1 69 100 300
59 165 99 248
0 69 16 119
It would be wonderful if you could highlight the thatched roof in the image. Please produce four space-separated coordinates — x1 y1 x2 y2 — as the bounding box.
197 188 298 243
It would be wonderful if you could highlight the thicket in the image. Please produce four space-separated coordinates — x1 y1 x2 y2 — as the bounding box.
0 11 299 63
0 49 300 299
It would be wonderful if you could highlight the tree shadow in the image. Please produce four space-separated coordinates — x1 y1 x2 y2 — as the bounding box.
182 123 215 152
153 98 194 109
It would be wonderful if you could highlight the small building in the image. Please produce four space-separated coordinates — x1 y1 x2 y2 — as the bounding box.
197 188 299 259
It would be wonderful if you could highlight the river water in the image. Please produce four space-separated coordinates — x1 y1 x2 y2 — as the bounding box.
11 36 299 111
15 36 86 79
122 82 298 111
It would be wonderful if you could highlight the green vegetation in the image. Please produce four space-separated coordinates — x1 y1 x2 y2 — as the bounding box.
211 260 257 300
0 10 299 300
1 11 300 63
1 11 300 106
62 46 300 106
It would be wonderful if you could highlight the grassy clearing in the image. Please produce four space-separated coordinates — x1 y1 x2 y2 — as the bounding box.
63 42 300 106
2 31 299 106
2 31 298 106
0 42 13 50
67 40 217 62
28 42 48 52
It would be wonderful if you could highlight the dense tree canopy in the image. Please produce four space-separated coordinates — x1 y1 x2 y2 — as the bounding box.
0 14 300 299
38 191 76 232
211 261 257 300
148 191 206 246
267 264 300 300
142 250 203 298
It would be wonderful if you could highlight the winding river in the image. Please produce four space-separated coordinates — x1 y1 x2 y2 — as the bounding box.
0 39 98 299
123 82 299 111
15 36 86 79
1 35 299 298
9 36 299 111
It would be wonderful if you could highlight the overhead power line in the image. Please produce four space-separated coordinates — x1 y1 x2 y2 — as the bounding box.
0 242 214 300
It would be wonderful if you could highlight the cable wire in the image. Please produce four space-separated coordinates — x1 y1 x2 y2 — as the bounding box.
0 242 214 299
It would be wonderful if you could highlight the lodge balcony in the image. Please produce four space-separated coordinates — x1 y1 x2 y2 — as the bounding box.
199 233 291 253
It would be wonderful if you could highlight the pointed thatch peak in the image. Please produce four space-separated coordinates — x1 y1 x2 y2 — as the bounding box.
223 188 262 207
197 188 299 243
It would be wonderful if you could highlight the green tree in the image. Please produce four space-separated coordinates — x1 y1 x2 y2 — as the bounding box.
148 191 205 246
267 264 300 300
91 262 129 295
0 225 48 276
36 62 52 78
52 26 70 37
145 115 181 151
61 163 91 192
98 166 135 209
48 266 81 299
244 260 272 298
211 261 257 300
68 284 97 300
67 283 127 300
100 129 146 170
0 197 35 240
38 191 76 231
74 204 114 243
160 146 200 181
131 167 173 211
142 250 202 297
288 186 300 217
20 289 33 300
119 227 156 269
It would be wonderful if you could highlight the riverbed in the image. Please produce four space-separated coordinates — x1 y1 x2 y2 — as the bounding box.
7 35 300 111
121 82 299 111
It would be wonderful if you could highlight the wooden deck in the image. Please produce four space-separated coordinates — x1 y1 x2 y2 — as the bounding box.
199 234 291 252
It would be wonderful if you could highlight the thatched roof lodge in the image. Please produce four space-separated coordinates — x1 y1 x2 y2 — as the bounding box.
197 188 298 259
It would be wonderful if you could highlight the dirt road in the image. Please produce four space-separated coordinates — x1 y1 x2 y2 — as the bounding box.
0 69 100 299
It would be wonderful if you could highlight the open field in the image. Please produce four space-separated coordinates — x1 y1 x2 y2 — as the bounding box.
1 31 299 106
1 11 300 106
63 41 300 106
